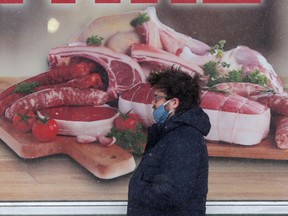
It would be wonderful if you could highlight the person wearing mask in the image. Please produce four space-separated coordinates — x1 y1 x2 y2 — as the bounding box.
127 66 211 216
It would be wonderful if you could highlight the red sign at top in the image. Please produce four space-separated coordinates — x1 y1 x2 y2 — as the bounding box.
95 0 121 3
171 0 196 3
0 0 23 3
203 0 261 3
0 0 262 4
131 0 157 3
51 0 75 3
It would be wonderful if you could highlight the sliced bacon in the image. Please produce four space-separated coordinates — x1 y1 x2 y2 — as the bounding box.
5 87 108 120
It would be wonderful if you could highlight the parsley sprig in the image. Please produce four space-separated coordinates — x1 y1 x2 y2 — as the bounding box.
130 13 150 28
108 125 147 155
86 35 104 46
203 61 269 87
209 40 226 58
13 82 39 94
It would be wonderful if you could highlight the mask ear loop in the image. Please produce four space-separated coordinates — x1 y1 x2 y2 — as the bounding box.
163 99 174 115
163 99 171 106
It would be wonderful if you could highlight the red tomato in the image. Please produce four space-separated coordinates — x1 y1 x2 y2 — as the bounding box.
12 109 37 133
32 118 58 142
114 112 141 131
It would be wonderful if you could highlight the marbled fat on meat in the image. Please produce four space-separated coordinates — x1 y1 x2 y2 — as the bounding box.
119 83 155 127
49 45 146 100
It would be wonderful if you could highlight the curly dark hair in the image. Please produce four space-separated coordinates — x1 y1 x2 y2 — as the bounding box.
147 66 202 112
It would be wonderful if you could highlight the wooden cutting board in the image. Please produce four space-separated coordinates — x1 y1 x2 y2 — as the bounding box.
0 117 136 179
1 77 288 181
207 134 288 160
1 113 288 183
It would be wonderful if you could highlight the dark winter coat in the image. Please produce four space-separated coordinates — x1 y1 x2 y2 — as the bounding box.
127 107 211 216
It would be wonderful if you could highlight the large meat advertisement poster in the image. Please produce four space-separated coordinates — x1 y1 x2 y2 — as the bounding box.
1 0 288 215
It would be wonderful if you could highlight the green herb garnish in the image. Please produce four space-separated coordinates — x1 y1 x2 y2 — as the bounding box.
243 70 269 86
204 61 218 78
86 35 104 46
203 61 226 86
108 125 147 155
203 61 269 87
209 40 226 58
228 70 243 83
13 82 39 94
130 13 150 28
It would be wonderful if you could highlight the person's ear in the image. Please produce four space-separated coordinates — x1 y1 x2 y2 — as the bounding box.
171 98 179 109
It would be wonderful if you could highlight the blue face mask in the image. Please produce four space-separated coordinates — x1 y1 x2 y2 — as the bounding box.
153 100 172 123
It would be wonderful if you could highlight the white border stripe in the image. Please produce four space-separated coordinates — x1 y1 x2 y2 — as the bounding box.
0 201 288 215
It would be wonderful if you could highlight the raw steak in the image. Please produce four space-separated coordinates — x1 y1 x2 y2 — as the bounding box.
119 83 155 127
49 45 146 100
